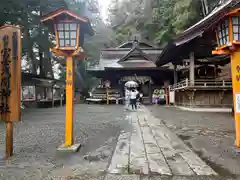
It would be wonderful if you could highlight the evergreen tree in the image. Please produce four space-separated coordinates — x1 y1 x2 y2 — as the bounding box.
108 0 220 45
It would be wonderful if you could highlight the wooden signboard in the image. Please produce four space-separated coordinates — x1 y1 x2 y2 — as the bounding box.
0 25 21 122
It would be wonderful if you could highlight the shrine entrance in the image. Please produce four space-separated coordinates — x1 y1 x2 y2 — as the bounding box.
120 76 153 104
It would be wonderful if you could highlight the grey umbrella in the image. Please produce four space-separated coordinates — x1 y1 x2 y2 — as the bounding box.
125 81 139 88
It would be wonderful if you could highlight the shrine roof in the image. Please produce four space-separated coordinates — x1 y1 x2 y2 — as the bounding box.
22 72 64 86
117 40 158 49
156 0 239 66
88 39 164 72
174 0 237 46
101 39 162 52
87 58 157 71
118 45 153 63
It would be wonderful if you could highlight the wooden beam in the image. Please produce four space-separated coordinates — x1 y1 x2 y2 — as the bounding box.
6 121 13 157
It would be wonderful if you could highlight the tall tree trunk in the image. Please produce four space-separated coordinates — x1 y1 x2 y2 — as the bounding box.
39 51 44 76
43 28 54 78
38 2 44 76
44 52 54 78
25 27 37 74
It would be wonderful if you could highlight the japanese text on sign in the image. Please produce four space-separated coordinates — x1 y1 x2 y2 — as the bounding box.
66 80 72 85
236 65 240 81
0 35 11 115
68 70 72 77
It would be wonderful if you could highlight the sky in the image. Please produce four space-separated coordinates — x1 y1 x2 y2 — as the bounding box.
98 0 111 20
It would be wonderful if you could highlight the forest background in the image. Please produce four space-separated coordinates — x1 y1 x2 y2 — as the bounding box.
0 0 222 92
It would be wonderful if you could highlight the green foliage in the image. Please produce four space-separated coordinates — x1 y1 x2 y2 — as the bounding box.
0 0 105 92
108 0 220 45
72 61 98 95
1 0 222 92
0 0 68 75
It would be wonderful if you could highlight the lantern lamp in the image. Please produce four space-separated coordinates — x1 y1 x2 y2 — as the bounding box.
41 8 93 54
213 8 240 54
41 9 93 151
212 8 240 148
56 22 78 49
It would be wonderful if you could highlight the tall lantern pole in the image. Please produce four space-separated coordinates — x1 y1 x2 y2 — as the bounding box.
212 8 240 147
41 9 93 151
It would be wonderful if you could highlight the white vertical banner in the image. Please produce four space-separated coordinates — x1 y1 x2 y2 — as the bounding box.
169 91 175 104
235 93 240 113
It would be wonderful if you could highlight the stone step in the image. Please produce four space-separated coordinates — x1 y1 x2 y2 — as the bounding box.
108 106 216 176
108 131 130 174
129 113 149 174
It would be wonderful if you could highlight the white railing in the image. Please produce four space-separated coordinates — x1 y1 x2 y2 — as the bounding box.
169 78 232 91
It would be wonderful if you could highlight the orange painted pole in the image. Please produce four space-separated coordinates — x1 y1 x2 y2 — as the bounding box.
231 49 240 147
65 56 74 146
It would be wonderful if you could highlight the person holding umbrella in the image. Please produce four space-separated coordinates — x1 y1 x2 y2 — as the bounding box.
130 88 138 110
125 81 139 110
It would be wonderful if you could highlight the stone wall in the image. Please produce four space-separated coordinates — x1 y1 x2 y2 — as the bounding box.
174 89 232 108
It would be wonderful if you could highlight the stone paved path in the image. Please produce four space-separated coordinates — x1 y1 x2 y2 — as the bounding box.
104 174 240 180
147 105 240 176
107 106 216 176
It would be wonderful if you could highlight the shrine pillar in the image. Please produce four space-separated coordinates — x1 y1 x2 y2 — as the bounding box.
173 64 178 84
189 52 195 85
164 80 170 105
149 82 152 104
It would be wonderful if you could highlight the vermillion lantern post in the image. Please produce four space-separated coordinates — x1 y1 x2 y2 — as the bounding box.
41 9 93 151
212 8 240 147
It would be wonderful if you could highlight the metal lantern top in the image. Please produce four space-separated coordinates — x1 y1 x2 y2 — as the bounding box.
213 8 240 55
41 8 93 53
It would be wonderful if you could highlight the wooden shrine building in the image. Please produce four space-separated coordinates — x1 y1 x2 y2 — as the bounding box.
21 72 65 108
156 0 240 108
88 39 174 104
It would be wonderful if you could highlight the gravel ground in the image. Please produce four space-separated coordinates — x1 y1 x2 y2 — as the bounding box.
147 105 240 176
0 104 127 180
